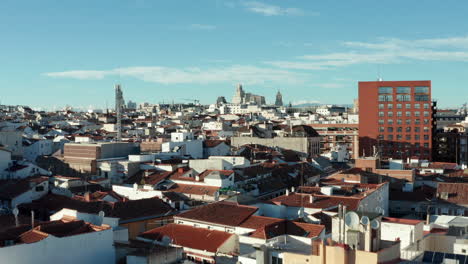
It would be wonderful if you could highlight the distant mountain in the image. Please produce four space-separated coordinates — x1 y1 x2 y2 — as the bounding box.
292 103 353 108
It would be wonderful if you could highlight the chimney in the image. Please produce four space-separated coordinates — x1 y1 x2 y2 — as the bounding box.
13 208 19 227
309 195 314 204
426 212 431 225
286 189 289 196
195 175 200 181
31 210 35 230
342 205 347 244
84 192 91 202
338 204 342 243
291 186 295 193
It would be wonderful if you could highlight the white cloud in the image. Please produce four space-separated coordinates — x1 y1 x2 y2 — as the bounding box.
243 1 304 16
266 36 468 70
189 24 217 30
45 70 108 80
43 65 307 85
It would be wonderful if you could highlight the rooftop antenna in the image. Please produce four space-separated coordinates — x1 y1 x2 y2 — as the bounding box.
377 65 383 81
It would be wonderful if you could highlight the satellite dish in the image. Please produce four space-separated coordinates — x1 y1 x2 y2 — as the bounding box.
371 219 380 230
375 206 383 214
12 208 19 216
360 216 370 226
161 235 172 246
344 212 359 229
98 211 105 218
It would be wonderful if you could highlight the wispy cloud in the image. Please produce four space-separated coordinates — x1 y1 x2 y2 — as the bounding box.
266 36 468 70
189 24 217 30
243 1 304 16
43 65 307 85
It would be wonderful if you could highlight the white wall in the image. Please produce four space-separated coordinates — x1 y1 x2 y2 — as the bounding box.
162 140 203 159
0 150 12 176
381 222 423 249
112 185 163 200
11 181 49 208
0 227 115 264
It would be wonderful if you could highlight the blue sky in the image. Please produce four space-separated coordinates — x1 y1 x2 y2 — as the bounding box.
1 0 467 110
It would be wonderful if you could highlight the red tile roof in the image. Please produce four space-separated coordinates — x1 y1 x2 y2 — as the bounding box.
249 220 324 239
0 219 110 247
382 217 423 225
437 182 468 205
19 230 49 244
270 193 361 211
238 215 283 229
140 224 234 253
168 183 220 196
204 140 228 148
21 194 174 221
176 201 258 227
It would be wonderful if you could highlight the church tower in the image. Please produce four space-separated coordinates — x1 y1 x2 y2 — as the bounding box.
275 90 283 106
232 84 245 104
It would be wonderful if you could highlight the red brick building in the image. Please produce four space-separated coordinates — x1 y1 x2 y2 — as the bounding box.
358 80 435 160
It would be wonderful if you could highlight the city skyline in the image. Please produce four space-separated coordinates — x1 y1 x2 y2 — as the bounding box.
1 0 468 109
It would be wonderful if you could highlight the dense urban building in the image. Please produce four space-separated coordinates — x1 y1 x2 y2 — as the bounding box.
359 80 435 160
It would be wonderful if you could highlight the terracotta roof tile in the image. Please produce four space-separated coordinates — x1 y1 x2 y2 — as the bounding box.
437 182 468 205
176 201 258 226
140 224 233 253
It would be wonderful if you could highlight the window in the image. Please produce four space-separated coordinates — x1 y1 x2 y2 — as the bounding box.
406 127 411 132
415 143 420 148
415 119 421 125
379 111 384 117
378 135 384 140
397 127 402 132
423 103 430 109
379 87 393 94
397 94 411 101
378 119 384 125
387 135 393 140
405 104 411 109
415 95 429 101
379 127 385 132
415 135 420 140
424 135 429 140
379 104 384 109
424 127 429 132
379 95 393 102
388 127 393 132
414 111 420 117
397 135 402 140
424 143 429 148
415 86 429 93
272 256 283 264
406 111 411 117
415 104 420 109
405 119 411 125
415 127 420 132
397 87 411 93
397 119 402 125
424 119 430 124
406 135 411 140
388 104 393 109
397 104 402 109
388 112 393 117
423 111 429 117
388 119 394 125
397 111 402 117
